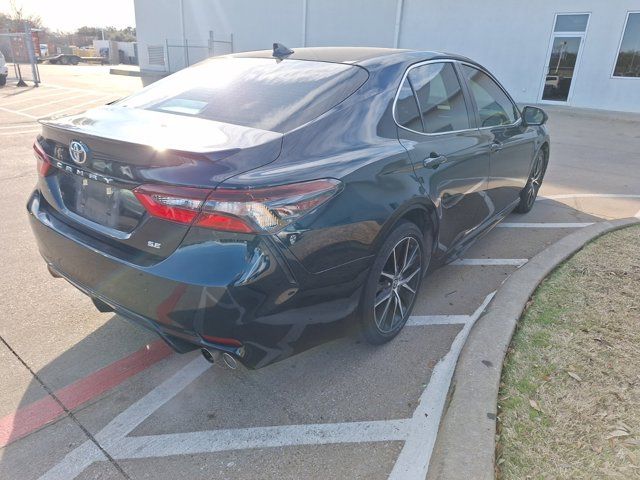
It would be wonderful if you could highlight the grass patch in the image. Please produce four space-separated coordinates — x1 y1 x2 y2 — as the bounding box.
497 225 640 479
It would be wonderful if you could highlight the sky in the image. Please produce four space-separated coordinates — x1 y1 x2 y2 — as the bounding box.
1 0 136 32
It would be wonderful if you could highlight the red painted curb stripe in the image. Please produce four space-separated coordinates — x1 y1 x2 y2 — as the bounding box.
0 339 172 448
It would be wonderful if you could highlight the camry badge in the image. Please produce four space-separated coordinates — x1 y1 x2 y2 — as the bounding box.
69 140 89 165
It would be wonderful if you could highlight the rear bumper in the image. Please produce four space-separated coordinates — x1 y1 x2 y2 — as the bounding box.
27 190 368 368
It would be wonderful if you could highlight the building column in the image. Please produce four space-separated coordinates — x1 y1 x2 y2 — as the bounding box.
394 0 405 48
302 0 308 47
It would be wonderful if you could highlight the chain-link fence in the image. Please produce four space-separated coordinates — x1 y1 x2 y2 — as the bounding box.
165 31 233 73
0 29 41 87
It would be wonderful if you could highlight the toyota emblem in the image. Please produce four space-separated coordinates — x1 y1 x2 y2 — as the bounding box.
69 140 89 165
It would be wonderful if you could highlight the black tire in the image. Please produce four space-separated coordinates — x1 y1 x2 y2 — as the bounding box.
515 147 548 214
0 75 6 87
60 56 69 65
361 220 431 345
70 57 79 65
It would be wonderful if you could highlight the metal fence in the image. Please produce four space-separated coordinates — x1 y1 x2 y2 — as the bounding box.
165 31 233 73
0 30 41 86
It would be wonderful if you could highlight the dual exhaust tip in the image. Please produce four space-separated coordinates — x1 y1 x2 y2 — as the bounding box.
201 348 238 369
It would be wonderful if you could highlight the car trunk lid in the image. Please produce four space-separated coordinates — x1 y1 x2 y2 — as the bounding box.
37 106 282 263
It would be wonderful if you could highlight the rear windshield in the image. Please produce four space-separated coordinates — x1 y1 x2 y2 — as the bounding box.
116 57 368 133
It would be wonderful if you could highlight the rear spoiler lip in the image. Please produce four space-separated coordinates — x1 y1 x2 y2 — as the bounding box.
38 106 283 155
38 122 277 164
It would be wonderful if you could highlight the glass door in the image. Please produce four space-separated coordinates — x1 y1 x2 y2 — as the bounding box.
541 14 590 103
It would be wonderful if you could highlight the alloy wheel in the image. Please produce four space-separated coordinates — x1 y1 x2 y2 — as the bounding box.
374 236 422 333
526 151 545 207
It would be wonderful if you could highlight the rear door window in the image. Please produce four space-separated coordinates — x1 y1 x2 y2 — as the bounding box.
460 65 519 128
407 62 470 134
116 57 368 133
395 77 423 132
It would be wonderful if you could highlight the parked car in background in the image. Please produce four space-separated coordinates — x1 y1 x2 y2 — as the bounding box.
0 51 8 86
28 47 550 369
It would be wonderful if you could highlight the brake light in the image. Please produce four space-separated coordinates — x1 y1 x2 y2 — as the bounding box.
34 141 53 177
133 185 210 225
133 179 342 233
195 212 254 233
198 179 342 233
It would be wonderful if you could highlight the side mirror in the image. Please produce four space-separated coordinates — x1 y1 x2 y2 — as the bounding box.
522 106 548 126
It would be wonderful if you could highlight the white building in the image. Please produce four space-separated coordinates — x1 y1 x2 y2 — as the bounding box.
134 0 640 112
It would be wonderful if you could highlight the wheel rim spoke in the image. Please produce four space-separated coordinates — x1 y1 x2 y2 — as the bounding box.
374 236 422 333
387 295 398 329
402 244 418 274
400 282 416 294
376 294 392 325
380 271 394 280
403 239 410 272
375 290 392 307
392 247 399 275
402 265 421 284
394 291 405 319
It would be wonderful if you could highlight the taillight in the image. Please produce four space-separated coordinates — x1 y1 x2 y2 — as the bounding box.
199 179 342 233
133 185 210 225
34 141 53 177
133 179 342 233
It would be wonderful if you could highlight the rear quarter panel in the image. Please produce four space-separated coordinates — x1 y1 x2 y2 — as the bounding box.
222 78 426 276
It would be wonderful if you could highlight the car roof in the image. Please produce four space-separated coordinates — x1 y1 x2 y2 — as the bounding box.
228 47 476 69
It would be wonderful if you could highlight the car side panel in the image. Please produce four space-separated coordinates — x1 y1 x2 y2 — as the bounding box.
398 129 490 254
484 124 537 213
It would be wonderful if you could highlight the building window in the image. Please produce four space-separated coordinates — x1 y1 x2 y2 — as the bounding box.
613 13 640 78
554 14 589 33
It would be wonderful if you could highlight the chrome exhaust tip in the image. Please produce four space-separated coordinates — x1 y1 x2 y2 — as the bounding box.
222 352 238 370
201 348 216 364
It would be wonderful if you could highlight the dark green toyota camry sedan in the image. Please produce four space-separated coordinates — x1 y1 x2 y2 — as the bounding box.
28 46 549 368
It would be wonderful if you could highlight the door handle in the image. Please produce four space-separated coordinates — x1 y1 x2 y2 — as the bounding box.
423 154 447 169
490 141 503 152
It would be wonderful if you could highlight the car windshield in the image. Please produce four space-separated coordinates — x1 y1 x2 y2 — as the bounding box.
116 57 368 133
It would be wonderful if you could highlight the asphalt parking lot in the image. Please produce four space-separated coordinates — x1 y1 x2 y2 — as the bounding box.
1 65 640 480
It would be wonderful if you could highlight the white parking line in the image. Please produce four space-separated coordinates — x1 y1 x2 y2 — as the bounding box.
45 96 113 117
39 441 105 480
0 128 40 136
389 291 495 480
497 222 594 228
41 291 497 480
0 89 70 107
40 82 127 97
407 314 469 326
0 123 38 129
110 419 411 460
0 105 37 119
450 258 528 267
18 92 95 113
40 356 211 480
541 193 640 200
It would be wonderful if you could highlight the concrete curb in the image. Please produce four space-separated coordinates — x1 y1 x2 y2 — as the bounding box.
109 68 141 77
426 217 640 480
